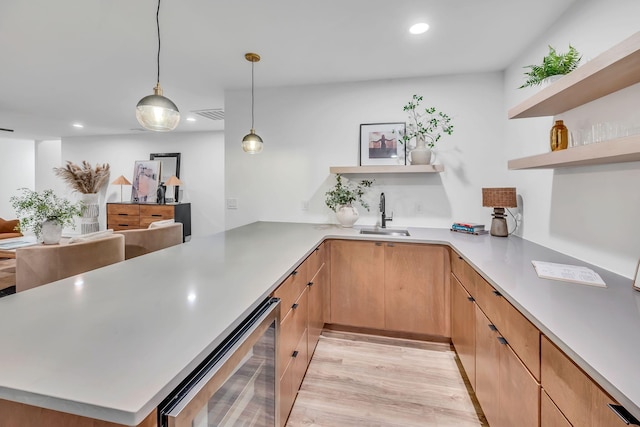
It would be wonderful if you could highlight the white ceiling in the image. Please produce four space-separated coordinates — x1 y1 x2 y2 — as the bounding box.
0 0 577 140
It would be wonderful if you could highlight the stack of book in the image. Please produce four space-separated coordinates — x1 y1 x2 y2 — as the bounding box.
451 222 487 235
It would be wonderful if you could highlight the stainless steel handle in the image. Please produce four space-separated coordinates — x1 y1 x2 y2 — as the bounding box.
493 290 502 297
467 296 475 302
488 324 497 331
607 404 640 425
497 337 508 345
292 303 299 310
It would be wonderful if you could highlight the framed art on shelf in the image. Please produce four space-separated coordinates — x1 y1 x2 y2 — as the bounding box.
359 123 406 166
131 160 161 203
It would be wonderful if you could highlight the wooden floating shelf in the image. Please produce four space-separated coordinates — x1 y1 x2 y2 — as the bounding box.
509 31 640 119
508 135 640 170
329 165 444 174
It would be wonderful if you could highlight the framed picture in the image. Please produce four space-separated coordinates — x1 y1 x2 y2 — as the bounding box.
150 153 181 202
131 160 161 203
633 258 640 292
359 123 406 166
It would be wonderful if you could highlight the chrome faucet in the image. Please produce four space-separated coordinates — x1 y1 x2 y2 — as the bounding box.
380 192 393 228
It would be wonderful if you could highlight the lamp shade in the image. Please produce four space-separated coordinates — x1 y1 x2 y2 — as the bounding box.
242 129 264 154
111 175 132 185
136 84 180 131
164 175 183 186
482 187 517 208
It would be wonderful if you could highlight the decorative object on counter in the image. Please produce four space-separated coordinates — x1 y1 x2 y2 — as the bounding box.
550 120 569 151
518 44 581 88
242 52 264 154
325 174 374 227
135 0 180 131
131 160 161 203
633 258 640 292
9 188 84 244
359 123 406 165
482 187 517 237
111 175 132 203
150 152 181 201
53 161 110 234
164 175 183 203
397 95 453 165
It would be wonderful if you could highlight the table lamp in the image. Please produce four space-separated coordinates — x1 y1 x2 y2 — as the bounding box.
164 175 183 203
111 175 132 203
482 187 517 237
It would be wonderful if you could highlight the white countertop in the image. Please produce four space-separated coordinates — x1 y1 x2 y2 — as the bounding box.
0 222 638 424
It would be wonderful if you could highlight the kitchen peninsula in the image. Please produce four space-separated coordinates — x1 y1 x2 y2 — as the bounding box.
0 222 638 426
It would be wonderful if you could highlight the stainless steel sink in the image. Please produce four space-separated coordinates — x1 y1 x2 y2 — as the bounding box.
359 228 410 237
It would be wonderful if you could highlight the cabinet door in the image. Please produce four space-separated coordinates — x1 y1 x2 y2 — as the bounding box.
330 240 385 329
498 336 540 427
475 306 501 427
307 262 326 359
541 390 571 427
384 243 448 336
451 274 476 390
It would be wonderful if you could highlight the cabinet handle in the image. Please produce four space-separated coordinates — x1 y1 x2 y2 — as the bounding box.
151 214 163 217
488 324 497 331
497 337 508 345
314 247 320 252
492 290 502 297
458 256 463 260
307 282 314 287
117 213 129 216
291 270 298 276
467 296 475 302
292 350 299 358
607 404 640 425
387 243 395 247
375 242 382 246
292 303 299 310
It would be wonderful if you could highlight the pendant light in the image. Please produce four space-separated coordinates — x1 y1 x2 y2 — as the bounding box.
242 53 263 154
136 0 180 132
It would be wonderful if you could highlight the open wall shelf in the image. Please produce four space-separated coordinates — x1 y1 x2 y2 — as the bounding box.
329 165 444 174
508 135 640 170
509 32 640 119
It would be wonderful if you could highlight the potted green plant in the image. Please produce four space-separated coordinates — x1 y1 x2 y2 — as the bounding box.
325 174 373 227
10 188 84 244
398 95 453 165
519 45 582 88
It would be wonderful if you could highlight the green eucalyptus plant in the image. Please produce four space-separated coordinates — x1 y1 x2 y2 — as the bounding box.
397 95 454 149
519 45 582 88
325 174 373 212
10 188 84 239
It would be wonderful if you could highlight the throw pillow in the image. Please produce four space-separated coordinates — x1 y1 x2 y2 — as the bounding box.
148 219 175 229
68 229 114 244
0 218 20 233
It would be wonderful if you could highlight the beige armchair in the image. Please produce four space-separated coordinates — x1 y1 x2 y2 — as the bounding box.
15 234 125 292
115 223 183 260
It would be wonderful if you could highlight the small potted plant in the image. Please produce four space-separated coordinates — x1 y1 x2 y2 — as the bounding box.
9 188 84 244
398 95 453 165
325 174 373 227
519 45 581 88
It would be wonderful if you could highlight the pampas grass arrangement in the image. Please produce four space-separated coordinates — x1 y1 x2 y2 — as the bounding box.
54 161 111 194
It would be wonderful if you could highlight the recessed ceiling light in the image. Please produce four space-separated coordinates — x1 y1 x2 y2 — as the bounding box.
72 123 84 128
186 117 196 122
409 23 430 35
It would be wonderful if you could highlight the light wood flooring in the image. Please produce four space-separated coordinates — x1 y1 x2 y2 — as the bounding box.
286 331 487 427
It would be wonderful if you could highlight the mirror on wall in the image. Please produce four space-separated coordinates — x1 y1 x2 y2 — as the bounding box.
150 153 181 202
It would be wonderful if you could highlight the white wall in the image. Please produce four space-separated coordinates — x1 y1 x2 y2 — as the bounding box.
504 0 640 277
35 139 62 193
61 131 225 237
0 137 35 217
225 73 508 231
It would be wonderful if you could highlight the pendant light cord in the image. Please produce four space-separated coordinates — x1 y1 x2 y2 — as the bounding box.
251 60 255 129
156 0 161 85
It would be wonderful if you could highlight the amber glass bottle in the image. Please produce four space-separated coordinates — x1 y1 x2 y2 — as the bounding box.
550 120 568 151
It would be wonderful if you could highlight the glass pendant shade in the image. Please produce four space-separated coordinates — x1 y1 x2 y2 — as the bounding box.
136 84 180 131
242 129 264 154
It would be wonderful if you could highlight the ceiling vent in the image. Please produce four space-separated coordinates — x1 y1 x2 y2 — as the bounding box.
0 127 15 133
192 109 224 121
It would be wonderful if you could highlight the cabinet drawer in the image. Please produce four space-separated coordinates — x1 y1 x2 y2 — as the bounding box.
279 361 296 427
474 275 507 332
107 204 139 216
541 335 629 427
306 245 324 282
107 222 141 231
503 301 540 380
541 390 571 427
278 289 308 376
273 262 309 321
451 251 476 296
139 205 174 218
107 215 140 226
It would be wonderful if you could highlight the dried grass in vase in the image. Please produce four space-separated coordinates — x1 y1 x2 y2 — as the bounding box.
54 161 111 194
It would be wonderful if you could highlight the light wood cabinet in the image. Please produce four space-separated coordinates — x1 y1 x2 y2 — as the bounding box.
475 307 501 425
541 390 571 427
384 243 449 336
451 274 476 390
307 263 326 358
106 202 191 241
330 240 385 329
541 335 630 427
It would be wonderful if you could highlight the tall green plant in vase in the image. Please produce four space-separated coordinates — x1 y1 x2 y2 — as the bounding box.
399 95 453 165
325 174 373 228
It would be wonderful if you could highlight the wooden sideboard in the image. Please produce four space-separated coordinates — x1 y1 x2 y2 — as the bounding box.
106 203 191 242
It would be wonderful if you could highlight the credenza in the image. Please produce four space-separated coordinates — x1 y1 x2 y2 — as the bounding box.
106 203 191 242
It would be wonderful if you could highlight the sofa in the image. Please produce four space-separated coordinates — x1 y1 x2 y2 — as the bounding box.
115 223 183 260
0 218 22 240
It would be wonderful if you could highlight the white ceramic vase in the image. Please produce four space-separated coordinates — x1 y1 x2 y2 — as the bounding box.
336 204 359 228
80 193 100 234
41 219 63 245
408 135 433 165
